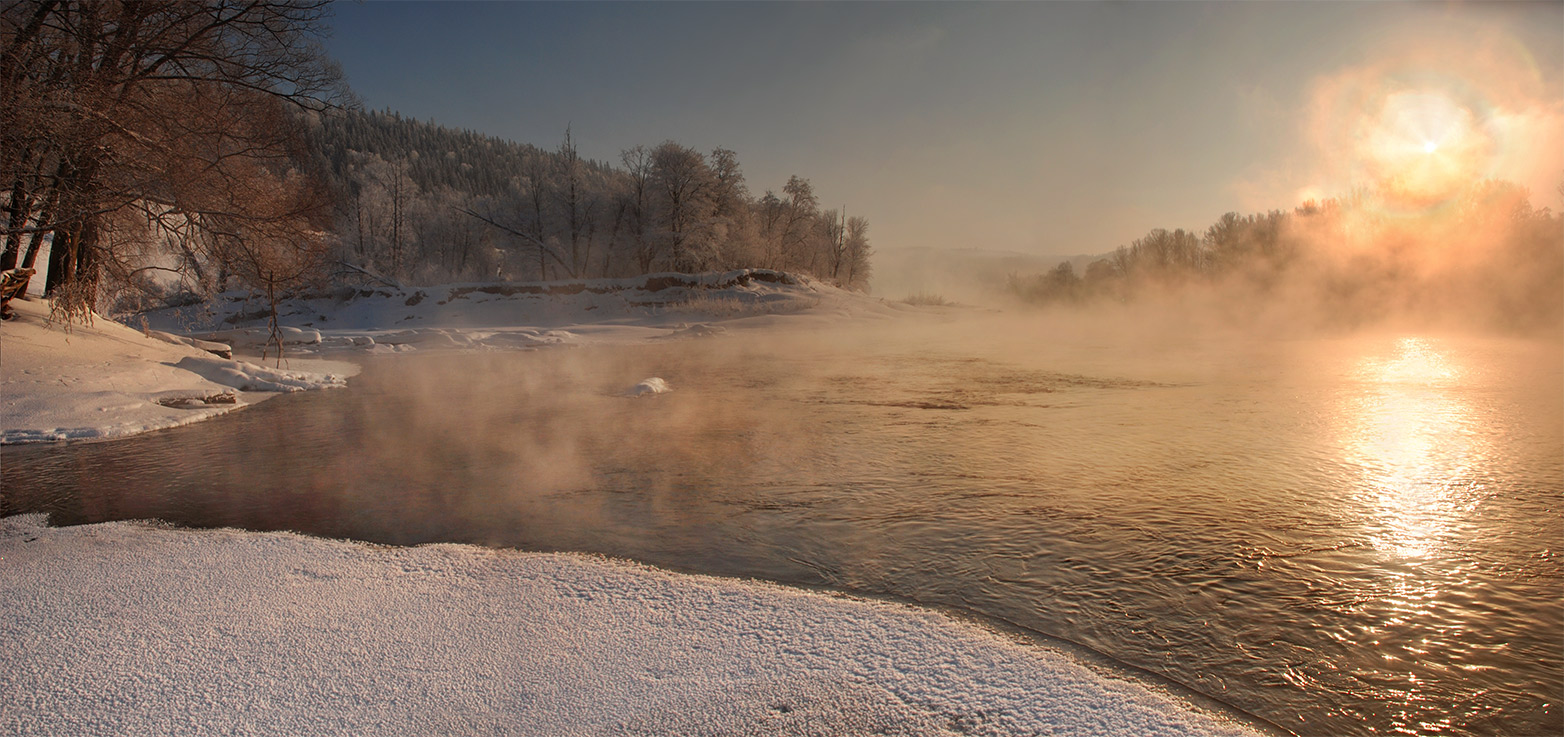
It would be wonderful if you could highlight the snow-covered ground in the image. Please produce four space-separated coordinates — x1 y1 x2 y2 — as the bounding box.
2 272 1258 735
0 514 1257 736
1 297 351 444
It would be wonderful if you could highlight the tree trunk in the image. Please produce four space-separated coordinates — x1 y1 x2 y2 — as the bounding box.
44 222 76 294
14 185 57 296
2 178 31 270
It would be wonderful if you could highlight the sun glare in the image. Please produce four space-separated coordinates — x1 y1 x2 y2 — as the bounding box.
1358 89 1493 209
1344 338 1484 561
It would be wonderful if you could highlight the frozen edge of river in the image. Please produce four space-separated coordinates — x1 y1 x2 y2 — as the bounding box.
0 513 1260 737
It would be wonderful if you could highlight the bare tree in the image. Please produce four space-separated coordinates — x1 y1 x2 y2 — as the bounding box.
779 175 818 270
843 215 871 290
555 126 593 278
207 168 334 365
650 141 716 272
517 151 554 279
619 145 656 272
1 0 342 317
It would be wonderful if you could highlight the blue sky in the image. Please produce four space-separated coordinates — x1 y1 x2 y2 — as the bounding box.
326 1 1563 257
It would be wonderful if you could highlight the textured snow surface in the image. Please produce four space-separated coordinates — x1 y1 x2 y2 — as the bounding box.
0 514 1257 737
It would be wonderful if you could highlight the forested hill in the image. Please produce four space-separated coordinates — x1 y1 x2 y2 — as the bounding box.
304 108 873 289
313 109 582 199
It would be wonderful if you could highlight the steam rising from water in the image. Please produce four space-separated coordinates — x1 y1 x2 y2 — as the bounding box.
5 314 1560 737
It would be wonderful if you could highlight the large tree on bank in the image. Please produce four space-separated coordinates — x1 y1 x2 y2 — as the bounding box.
0 0 342 314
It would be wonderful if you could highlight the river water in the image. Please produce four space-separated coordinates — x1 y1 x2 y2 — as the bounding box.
3 319 1560 736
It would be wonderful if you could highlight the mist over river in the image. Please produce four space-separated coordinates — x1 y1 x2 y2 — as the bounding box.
5 318 1560 736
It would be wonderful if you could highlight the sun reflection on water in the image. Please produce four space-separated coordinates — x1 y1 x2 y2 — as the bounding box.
1344 337 1487 560
1336 336 1503 734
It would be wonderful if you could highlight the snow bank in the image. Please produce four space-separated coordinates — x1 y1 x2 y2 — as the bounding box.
114 270 918 371
147 330 232 358
139 269 900 344
0 514 1258 737
197 325 323 349
98 271 915 376
0 298 351 444
171 356 347 393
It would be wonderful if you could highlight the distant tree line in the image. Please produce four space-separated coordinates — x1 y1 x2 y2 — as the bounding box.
1007 181 1564 332
309 109 873 289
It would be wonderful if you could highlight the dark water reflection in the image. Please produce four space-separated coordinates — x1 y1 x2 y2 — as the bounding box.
4 327 1561 736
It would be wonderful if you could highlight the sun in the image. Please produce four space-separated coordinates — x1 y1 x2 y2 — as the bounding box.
1357 89 1492 209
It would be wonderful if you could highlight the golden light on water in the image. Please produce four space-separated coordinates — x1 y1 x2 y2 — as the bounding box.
1333 336 1516 736
1362 337 1460 384
1343 337 1486 560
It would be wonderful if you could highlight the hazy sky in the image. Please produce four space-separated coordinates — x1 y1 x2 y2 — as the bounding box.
326 1 1564 258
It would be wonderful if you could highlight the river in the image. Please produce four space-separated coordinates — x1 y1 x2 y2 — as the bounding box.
4 318 1560 736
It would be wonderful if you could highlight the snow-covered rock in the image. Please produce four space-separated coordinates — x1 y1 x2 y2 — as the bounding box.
658 323 727 340
198 326 322 348
624 377 672 397
148 330 232 359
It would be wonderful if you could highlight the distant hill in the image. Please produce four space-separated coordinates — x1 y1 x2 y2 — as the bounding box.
301 108 873 290
309 109 609 200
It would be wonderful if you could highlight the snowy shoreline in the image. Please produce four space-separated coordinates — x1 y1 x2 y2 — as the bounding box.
1 270 907 444
0 514 1260 736
0 297 354 445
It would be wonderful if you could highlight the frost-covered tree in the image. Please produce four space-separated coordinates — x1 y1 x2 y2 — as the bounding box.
842 215 872 290
649 141 717 272
0 0 341 315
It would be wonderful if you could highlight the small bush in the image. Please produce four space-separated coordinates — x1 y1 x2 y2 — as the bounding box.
660 291 772 318
901 293 952 307
46 277 97 330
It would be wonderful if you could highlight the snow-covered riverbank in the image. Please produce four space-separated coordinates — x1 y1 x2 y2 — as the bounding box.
2 270 913 443
0 297 352 444
0 514 1258 736
141 269 908 355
